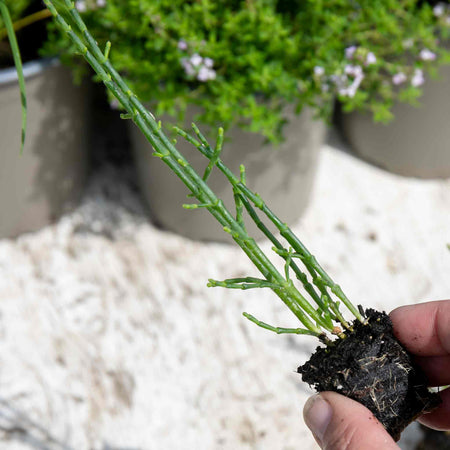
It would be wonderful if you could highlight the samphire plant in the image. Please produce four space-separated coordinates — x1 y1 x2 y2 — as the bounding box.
42 0 450 140
1 0 443 442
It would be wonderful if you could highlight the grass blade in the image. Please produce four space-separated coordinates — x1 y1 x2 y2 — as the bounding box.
0 1 27 153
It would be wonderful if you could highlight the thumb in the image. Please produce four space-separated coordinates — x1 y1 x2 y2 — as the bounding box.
303 392 399 449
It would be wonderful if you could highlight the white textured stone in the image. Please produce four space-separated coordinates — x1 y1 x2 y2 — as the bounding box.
0 135 448 449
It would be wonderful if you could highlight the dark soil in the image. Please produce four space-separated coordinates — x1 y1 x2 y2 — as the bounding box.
298 308 441 442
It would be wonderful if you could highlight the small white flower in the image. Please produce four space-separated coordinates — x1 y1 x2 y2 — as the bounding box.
177 40 188 51
344 64 363 78
446 15 450 25
75 0 87 12
420 48 437 61
203 57 214 68
411 68 425 87
181 58 196 76
197 66 216 82
96 0 106 7
181 54 216 81
338 86 357 98
392 72 407 85
365 52 377 66
433 3 446 17
345 45 357 60
336 69 364 98
314 66 325 77
190 53 203 67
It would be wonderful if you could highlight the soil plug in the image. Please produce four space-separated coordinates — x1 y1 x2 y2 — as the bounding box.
299 309 441 441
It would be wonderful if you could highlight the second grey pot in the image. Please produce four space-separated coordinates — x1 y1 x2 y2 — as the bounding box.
338 65 450 178
129 106 325 242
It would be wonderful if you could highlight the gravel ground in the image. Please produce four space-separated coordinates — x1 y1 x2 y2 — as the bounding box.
0 128 449 449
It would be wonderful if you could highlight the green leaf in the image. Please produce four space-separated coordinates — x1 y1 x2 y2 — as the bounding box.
0 1 27 153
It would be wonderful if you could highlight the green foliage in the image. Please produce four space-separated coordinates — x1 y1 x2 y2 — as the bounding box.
43 0 450 141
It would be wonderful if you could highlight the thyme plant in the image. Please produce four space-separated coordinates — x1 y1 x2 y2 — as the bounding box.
42 0 450 139
41 0 365 343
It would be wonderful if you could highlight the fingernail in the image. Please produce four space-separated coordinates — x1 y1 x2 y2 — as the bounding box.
303 394 333 445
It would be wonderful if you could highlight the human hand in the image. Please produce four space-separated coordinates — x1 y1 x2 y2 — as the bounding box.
302 299 450 449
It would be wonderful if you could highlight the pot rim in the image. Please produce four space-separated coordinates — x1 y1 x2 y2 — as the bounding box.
0 57 59 86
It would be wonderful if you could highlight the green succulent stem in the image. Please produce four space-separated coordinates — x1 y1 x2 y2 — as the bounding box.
43 0 364 341
242 312 328 341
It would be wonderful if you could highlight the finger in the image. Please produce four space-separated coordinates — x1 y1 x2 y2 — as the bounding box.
303 392 399 449
418 387 450 431
414 355 450 386
389 300 450 356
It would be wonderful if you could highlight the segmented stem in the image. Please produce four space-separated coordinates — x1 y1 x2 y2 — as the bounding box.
171 126 364 327
43 0 364 340
242 313 327 340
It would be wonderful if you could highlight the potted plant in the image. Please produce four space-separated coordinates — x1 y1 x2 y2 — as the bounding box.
331 1 450 178
44 0 450 239
0 0 90 239
44 0 333 241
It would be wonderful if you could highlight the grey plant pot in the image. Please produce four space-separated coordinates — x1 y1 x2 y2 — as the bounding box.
129 106 325 242
0 58 90 239
338 64 450 178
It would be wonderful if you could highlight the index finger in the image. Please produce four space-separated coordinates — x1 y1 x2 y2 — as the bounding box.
389 300 450 357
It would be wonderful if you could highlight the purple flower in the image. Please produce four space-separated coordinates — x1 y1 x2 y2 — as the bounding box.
340 77 363 98
392 72 407 85
344 64 363 78
433 3 446 17
181 58 196 76
420 48 437 61
181 54 216 82
75 0 87 12
411 69 425 87
190 53 203 67
365 52 377 66
345 45 357 60
203 57 214 68
177 40 188 51
75 0 106 11
334 67 364 98
314 66 325 77
197 66 216 82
